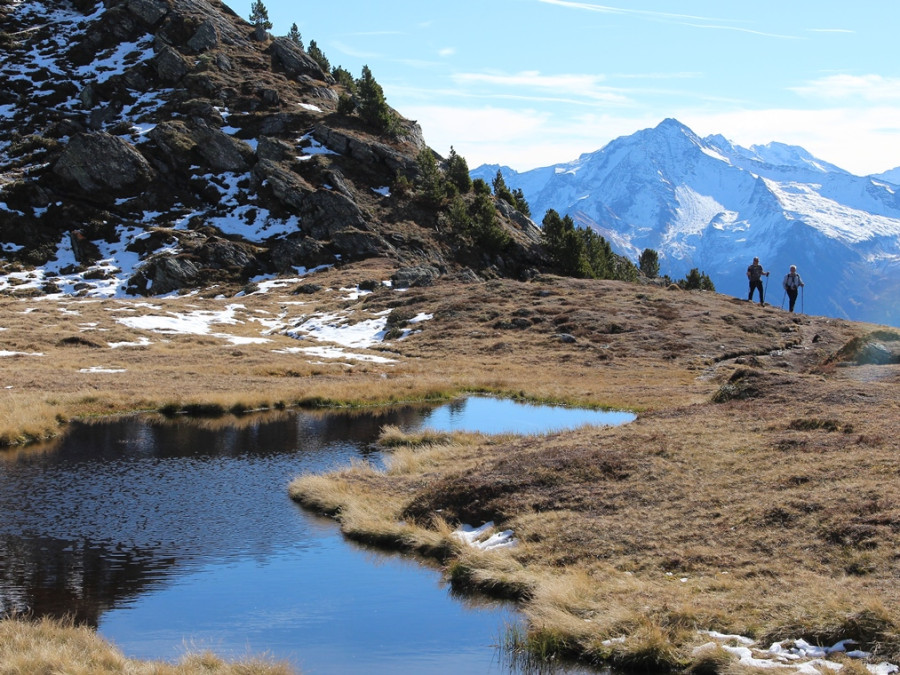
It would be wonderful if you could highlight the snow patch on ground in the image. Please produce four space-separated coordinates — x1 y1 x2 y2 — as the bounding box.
695 631 898 674
286 311 391 349
453 522 518 550
272 345 396 364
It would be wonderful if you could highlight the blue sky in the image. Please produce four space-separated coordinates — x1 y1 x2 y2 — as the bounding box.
256 1 900 176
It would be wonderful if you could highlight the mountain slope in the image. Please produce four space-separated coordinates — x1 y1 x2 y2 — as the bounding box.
474 119 900 326
0 0 541 298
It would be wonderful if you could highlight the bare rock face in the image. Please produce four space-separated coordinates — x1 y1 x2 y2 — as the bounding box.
129 255 201 295
392 265 441 288
187 18 219 52
126 0 169 26
298 190 371 241
155 44 193 83
148 120 255 172
270 237 334 273
269 37 326 81
53 133 155 196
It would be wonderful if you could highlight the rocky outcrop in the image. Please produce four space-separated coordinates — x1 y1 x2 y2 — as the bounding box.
1 0 548 297
298 190 371 241
148 120 255 172
269 37 326 81
392 265 441 288
129 255 201 295
53 133 155 197
311 125 421 173
126 0 170 26
154 44 193 83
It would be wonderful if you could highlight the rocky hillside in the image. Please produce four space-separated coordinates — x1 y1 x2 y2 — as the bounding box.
0 0 542 297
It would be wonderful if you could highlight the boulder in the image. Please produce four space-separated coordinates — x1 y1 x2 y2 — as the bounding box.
198 239 257 272
299 190 370 240
392 265 440 288
270 237 334 273
126 0 169 25
187 19 219 53
331 229 395 260
253 158 315 210
856 342 899 365
53 132 154 196
256 136 296 163
269 37 325 80
149 120 254 172
155 44 192 83
130 255 200 295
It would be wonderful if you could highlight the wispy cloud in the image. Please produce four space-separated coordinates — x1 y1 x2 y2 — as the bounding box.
682 23 801 40
451 70 629 104
330 40 382 60
537 0 730 23
438 47 455 57
806 28 855 34
790 74 900 102
538 0 800 39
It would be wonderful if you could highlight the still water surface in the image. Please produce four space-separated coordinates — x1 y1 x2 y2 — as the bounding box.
0 397 632 673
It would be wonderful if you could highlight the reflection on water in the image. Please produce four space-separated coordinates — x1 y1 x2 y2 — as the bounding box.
0 398 627 673
418 397 635 435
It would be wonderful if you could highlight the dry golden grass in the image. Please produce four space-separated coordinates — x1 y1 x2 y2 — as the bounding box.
0 616 294 675
3 258 899 672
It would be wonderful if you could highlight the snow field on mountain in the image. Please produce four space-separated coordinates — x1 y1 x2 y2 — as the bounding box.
764 178 900 244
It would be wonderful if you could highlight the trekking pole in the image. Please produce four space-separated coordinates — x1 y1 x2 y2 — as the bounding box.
801 286 804 314
781 289 786 309
764 274 769 304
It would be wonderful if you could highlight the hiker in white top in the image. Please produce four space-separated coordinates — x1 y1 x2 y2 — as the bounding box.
782 265 805 313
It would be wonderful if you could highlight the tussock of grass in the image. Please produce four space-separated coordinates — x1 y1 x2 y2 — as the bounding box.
377 424 455 448
0 616 294 674
602 620 687 673
0 392 64 446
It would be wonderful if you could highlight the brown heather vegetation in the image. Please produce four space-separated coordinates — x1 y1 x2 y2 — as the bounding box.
3 257 900 672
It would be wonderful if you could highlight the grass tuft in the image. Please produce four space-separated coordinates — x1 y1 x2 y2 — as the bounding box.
0 615 294 674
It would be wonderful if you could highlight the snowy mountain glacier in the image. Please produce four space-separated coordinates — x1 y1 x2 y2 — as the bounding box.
473 119 900 327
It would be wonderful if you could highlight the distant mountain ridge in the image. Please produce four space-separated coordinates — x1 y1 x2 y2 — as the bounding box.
472 119 900 326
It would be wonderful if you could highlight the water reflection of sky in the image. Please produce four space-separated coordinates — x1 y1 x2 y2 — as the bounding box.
0 398 624 674
411 396 635 435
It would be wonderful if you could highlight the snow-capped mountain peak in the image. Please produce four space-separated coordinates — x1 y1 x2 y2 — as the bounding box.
472 119 900 326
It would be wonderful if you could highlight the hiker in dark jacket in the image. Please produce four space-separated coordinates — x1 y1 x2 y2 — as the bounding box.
782 265 805 312
746 257 769 305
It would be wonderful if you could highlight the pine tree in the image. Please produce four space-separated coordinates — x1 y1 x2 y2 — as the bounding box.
678 268 715 290
469 192 511 253
331 66 356 93
446 147 472 194
415 147 444 204
492 170 515 206
287 23 302 47
512 188 531 217
639 248 660 278
356 65 396 134
307 40 330 72
249 0 272 30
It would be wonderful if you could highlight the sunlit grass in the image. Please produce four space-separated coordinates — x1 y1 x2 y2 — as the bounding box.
0 615 294 674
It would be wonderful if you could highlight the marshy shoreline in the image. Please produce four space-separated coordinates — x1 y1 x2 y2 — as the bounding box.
2 261 899 673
